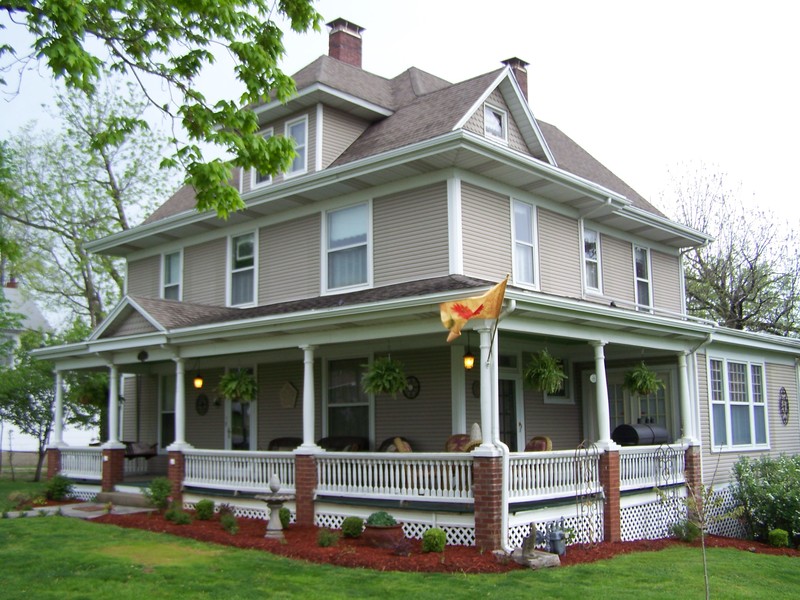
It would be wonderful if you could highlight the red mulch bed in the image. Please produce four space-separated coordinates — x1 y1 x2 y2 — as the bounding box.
91 510 800 573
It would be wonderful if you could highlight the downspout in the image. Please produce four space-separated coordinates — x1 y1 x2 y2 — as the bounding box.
496 299 516 553
691 332 713 488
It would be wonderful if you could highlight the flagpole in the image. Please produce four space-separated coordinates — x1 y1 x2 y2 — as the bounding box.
486 318 500 364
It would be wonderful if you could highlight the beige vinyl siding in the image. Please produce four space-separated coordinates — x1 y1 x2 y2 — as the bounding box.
183 238 227 306
538 208 582 298
106 311 158 337
462 183 512 280
373 183 450 286
601 234 635 305
463 88 532 155
127 255 160 298
121 376 137 441
522 387 583 451
373 348 451 452
260 214 321 304
651 250 683 315
256 361 311 448
121 374 159 444
185 368 225 449
242 109 317 195
321 106 370 168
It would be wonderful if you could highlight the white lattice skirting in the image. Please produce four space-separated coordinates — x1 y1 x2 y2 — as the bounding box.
620 488 688 541
705 484 748 539
507 500 604 549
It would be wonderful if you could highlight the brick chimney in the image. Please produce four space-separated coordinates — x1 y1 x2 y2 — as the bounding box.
327 18 365 68
502 57 529 100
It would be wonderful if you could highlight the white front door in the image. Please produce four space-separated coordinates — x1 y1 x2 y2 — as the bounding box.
225 399 258 450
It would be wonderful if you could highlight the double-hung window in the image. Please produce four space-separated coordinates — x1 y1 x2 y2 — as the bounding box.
230 233 256 306
512 199 537 287
709 358 768 449
484 104 507 142
326 203 368 291
162 251 181 300
634 246 652 310
286 117 307 176
583 228 601 293
326 358 369 440
251 128 273 188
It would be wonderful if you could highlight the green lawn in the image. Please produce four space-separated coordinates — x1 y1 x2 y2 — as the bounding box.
1 517 798 599
0 471 45 512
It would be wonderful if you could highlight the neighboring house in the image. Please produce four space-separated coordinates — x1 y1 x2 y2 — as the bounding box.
36 19 800 551
1 277 50 367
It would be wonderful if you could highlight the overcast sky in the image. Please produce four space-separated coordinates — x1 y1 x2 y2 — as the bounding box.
3 0 798 448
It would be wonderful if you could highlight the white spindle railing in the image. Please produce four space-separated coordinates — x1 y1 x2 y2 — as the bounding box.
619 445 687 491
508 449 602 502
60 447 103 480
183 450 295 493
316 452 474 503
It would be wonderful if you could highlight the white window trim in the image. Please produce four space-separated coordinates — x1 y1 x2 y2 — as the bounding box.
161 250 183 301
284 115 308 178
706 355 770 452
582 225 602 295
511 198 539 289
250 127 274 190
322 355 374 443
484 103 508 143
227 231 258 307
633 245 653 310
321 201 373 294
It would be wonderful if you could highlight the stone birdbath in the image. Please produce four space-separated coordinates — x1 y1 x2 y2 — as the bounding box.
254 474 295 540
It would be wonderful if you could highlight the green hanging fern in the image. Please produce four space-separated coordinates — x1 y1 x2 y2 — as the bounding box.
218 369 258 402
361 357 407 398
623 362 665 396
523 349 567 394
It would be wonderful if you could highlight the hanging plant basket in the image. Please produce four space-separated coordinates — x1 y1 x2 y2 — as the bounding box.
218 369 258 403
623 362 665 396
523 349 567 394
361 357 407 398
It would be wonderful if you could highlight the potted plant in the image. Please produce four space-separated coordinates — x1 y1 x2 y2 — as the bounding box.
361 356 407 397
218 368 258 402
624 362 665 396
523 349 567 394
362 511 405 548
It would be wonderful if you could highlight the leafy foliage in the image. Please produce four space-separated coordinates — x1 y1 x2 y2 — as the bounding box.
361 357 407 397
422 527 447 553
278 506 291 529
143 477 173 511
220 511 239 535
316 528 339 547
365 511 397 527
768 528 789 548
341 516 364 538
44 475 74 501
2 1 322 219
218 369 258 402
733 454 800 540
623 362 665 396
194 499 215 521
523 349 567 394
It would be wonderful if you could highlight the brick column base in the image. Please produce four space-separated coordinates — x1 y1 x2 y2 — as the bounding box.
294 454 317 526
46 448 61 479
167 451 185 506
684 445 703 515
473 455 504 552
102 448 125 492
600 450 621 542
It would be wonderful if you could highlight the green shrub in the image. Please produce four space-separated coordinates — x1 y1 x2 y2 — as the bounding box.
341 516 364 538
217 503 235 517
317 528 339 547
220 512 239 535
194 499 215 520
422 527 447 553
165 503 192 525
365 511 397 526
768 528 790 548
278 507 291 529
669 520 702 543
7 491 34 511
143 477 173 510
44 475 74 501
733 454 800 540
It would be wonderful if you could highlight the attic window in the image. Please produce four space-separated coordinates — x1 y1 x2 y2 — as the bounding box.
484 104 507 141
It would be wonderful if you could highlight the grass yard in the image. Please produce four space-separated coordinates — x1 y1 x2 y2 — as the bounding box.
1 517 799 599
0 471 45 512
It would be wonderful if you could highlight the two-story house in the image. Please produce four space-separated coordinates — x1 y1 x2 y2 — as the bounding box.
38 19 800 552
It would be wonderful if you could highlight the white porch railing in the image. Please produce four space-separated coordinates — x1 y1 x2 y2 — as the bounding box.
619 444 687 492
183 449 296 493
316 452 474 503
508 449 602 502
60 447 102 480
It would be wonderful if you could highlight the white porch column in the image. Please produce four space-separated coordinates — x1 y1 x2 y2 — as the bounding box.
591 341 616 449
299 345 320 451
677 351 696 444
168 356 191 449
105 363 123 448
51 370 65 447
477 325 496 451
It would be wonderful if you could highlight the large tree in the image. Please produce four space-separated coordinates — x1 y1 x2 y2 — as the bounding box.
661 169 800 336
1 0 321 219
3 81 179 328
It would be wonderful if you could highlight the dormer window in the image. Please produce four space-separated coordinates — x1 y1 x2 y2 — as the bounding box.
286 116 308 176
484 104 507 142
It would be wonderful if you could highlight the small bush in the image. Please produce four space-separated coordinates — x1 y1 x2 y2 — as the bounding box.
317 528 339 547
7 491 33 511
44 475 74 501
165 503 192 525
143 477 173 510
422 527 447 553
194 499 215 521
341 516 364 538
733 454 800 540
669 520 702 543
365 511 397 526
768 528 790 548
217 502 235 517
278 507 291 529
220 512 239 535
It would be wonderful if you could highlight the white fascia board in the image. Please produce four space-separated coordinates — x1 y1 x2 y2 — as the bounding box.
497 71 557 166
617 205 712 247
252 83 394 119
709 327 800 356
452 70 508 132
